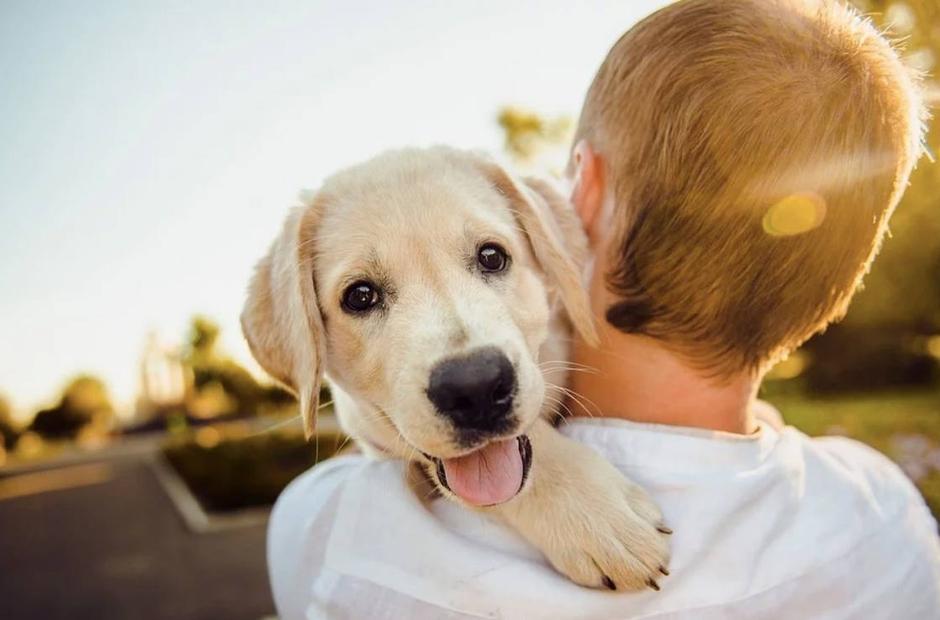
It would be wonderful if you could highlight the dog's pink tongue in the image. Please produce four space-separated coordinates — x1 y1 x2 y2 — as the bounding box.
442 439 523 506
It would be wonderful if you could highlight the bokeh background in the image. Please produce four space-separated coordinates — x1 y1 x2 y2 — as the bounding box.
1 1 937 619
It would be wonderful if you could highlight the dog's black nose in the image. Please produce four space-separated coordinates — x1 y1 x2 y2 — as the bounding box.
427 348 516 432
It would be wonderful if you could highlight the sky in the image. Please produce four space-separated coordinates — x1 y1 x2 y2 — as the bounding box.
0 0 667 420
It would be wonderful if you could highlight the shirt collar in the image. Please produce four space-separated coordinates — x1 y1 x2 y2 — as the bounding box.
557 411 781 474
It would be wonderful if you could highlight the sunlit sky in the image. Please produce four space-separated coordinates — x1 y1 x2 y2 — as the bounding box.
0 0 666 420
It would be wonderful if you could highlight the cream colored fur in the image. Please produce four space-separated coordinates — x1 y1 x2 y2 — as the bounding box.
242 146 670 590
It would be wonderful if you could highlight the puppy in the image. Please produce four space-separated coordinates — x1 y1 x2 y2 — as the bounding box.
242 146 671 590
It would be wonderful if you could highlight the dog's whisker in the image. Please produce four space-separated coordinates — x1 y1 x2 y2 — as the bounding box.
566 388 603 419
244 395 337 438
565 388 601 418
544 367 599 376
543 392 575 420
553 384 601 419
539 362 590 370
334 433 354 454
543 394 564 408
538 362 591 369
539 365 600 376
423 483 443 502
555 385 593 415
538 359 598 371
314 423 320 462
245 413 303 437
538 360 602 378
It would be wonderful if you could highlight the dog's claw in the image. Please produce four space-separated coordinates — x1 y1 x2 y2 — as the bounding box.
657 525 673 535
659 565 670 576
647 578 660 591
602 576 616 591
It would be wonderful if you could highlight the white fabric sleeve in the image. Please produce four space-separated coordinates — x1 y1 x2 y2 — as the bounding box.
267 456 365 620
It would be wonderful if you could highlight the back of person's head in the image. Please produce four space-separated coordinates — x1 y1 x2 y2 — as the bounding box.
574 0 926 376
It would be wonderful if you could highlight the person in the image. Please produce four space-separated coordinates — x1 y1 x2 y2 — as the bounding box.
267 1 940 617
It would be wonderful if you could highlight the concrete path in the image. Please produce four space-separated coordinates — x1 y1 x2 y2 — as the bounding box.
0 452 275 619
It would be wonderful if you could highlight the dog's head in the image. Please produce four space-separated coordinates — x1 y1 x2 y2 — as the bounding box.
242 147 595 504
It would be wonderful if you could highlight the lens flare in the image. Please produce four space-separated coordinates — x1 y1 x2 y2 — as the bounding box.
195 426 222 449
762 192 826 237
926 336 940 360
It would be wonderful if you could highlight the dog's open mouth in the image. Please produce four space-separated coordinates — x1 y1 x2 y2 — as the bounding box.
426 435 532 507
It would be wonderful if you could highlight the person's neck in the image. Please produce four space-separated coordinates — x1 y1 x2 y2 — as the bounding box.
567 329 759 435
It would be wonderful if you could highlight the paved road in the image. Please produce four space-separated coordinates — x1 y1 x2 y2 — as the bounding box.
0 454 275 620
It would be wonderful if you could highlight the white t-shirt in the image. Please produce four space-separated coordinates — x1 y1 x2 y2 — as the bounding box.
268 411 940 619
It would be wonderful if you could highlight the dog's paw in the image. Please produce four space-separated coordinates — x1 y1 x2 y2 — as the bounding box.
496 431 672 592
541 469 672 592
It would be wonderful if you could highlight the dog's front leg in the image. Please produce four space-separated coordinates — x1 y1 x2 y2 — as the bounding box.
487 417 671 591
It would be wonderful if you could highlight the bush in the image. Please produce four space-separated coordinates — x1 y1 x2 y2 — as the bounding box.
28 407 89 440
163 430 347 512
804 325 937 394
27 376 113 440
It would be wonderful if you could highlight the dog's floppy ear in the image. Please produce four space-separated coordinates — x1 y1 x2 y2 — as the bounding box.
478 160 599 346
241 202 325 439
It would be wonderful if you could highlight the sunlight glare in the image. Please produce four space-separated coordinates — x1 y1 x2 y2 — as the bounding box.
762 192 826 237
927 335 940 360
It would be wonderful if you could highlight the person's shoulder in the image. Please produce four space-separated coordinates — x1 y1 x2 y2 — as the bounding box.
784 429 940 568
267 454 414 618
788 431 940 612
276 453 379 502
271 453 411 535
797 431 927 512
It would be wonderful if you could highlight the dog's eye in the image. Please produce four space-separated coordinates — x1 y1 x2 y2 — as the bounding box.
478 243 509 273
342 281 381 313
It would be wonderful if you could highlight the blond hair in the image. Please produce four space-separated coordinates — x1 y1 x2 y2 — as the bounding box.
575 0 926 374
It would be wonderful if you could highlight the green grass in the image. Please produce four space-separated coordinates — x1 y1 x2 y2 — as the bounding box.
764 389 940 519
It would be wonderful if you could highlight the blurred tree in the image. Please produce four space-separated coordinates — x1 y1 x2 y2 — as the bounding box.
188 315 221 363
182 315 295 417
498 106 573 172
0 394 19 449
28 376 114 440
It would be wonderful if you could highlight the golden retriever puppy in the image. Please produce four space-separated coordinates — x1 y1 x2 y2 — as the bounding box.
242 146 671 590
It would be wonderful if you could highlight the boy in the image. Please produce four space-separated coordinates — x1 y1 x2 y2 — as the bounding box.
268 1 940 617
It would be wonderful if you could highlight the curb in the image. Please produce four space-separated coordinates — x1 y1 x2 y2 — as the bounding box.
148 453 270 533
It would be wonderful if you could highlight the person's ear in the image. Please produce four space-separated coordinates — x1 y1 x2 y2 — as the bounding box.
570 140 606 246
241 199 326 439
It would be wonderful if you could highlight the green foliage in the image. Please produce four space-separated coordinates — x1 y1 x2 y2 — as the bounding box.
497 106 572 165
187 315 221 361
163 430 346 511
28 375 113 440
182 315 273 417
